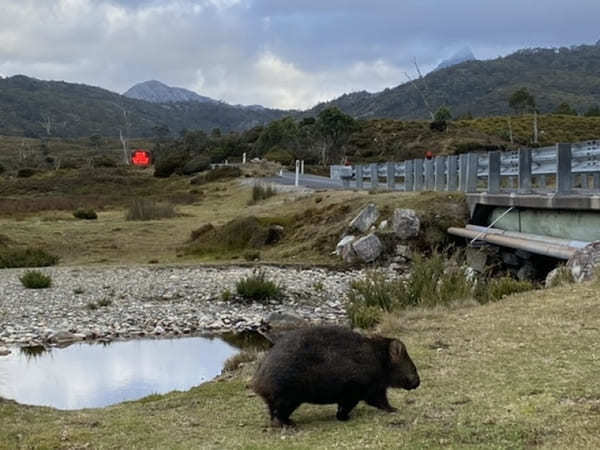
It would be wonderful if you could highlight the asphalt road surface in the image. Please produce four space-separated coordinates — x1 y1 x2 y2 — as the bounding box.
264 171 345 190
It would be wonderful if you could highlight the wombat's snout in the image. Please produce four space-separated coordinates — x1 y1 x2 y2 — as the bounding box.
407 376 420 390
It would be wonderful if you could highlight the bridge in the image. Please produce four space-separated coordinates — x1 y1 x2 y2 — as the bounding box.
330 141 600 259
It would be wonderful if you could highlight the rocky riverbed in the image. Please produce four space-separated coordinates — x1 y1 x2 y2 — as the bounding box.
0 265 364 352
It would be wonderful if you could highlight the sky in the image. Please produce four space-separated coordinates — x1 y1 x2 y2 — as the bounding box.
1 0 599 110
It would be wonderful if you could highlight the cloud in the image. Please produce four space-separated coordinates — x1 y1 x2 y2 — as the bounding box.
1 0 599 109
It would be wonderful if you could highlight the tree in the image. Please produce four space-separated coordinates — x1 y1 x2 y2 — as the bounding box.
553 102 577 115
584 105 600 117
508 88 536 114
434 106 452 122
316 107 358 164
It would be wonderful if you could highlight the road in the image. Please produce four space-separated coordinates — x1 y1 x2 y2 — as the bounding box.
265 171 345 190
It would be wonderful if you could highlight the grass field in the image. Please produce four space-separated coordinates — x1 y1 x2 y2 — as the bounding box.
1 156 598 449
1 280 599 449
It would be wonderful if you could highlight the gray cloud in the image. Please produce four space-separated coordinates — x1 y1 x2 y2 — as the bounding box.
1 0 599 109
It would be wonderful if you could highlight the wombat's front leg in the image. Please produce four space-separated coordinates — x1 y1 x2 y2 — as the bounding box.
336 398 360 421
366 390 397 412
270 400 300 427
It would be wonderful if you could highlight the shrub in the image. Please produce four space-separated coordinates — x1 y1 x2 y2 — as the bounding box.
73 208 98 220
190 166 242 185
479 277 535 303
0 248 59 269
346 303 383 329
93 156 117 168
236 269 282 302
16 168 37 178
20 270 52 289
222 349 260 372
154 154 187 178
264 148 294 165
547 265 575 288
97 298 113 307
243 251 261 261
125 198 176 221
221 289 233 301
248 183 276 205
181 155 211 175
190 223 215 241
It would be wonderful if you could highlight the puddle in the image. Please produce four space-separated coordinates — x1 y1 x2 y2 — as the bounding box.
0 334 268 410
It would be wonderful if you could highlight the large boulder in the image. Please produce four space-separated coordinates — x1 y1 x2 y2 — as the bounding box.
392 209 420 239
352 234 383 263
567 241 600 283
349 203 380 233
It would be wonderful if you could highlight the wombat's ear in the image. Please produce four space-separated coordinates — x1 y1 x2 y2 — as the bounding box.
389 340 406 361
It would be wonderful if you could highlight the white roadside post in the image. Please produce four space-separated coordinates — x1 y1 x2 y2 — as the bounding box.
301 160 305 175
295 160 300 187
242 152 246 164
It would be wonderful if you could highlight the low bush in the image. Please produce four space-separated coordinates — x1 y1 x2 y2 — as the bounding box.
154 154 187 178
16 168 37 178
73 208 98 220
0 248 59 269
125 198 177 221
20 270 52 289
477 277 535 303
248 183 276 205
236 269 282 302
190 166 242 185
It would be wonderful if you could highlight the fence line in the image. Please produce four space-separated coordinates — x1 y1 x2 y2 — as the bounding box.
330 140 600 194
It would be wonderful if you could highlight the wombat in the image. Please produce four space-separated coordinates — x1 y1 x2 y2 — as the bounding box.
252 325 420 427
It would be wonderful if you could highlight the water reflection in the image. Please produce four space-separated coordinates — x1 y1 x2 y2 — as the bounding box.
0 336 238 410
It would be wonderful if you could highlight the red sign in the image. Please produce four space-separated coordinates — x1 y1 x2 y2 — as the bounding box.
131 150 152 167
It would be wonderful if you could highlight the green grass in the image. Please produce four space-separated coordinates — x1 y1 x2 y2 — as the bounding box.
235 269 282 302
19 270 52 289
1 281 600 448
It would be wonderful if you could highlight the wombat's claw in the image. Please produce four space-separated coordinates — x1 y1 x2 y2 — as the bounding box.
271 418 296 428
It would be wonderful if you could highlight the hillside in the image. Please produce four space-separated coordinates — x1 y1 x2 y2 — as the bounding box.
0 76 286 138
312 44 600 119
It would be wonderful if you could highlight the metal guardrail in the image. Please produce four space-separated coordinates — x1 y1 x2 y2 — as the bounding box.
331 140 600 194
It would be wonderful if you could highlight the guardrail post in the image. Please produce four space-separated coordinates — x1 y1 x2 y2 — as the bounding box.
538 175 546 189
488 151 501 194
295 160 300 187
356 165 363 189
404 160 414 191
580 174 589 189
447 155 458 191
386 162 395 190
466 153 478 193
370 163 379 189
518 148 532 193
557 143 572 194
458 154 468 192
424 159 434 190
414 159 424 191
594 173 600 190
434 156 446 191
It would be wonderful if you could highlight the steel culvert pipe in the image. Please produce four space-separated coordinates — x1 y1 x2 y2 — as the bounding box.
447 227 582 260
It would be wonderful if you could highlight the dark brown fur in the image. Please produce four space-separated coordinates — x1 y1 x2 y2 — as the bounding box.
252 326 420 427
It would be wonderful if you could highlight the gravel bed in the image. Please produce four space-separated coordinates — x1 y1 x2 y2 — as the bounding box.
0 265 364 351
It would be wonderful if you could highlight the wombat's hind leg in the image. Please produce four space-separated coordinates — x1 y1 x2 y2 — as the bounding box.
336 398 360 421
366 390 397 413
271 400 300 427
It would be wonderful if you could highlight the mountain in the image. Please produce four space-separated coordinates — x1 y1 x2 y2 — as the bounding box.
123 80 218 104
0 75 287 138
435 46 476 70
311 43 600 119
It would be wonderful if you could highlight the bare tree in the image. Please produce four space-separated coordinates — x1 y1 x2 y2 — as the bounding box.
404 59 435 120
113 103 131 165
40 113 53 136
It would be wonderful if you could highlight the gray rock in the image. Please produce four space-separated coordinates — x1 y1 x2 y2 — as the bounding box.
517 263 536 281
466 248 488 273
349 203 380 233
352 234 383 263
378 220 389 230
392 209 420 239
48 331 79 345
544 267 561 288
336 236 356 256
567 241 600 283
501 251 520 267
395 244 412 259
0 347 11 356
